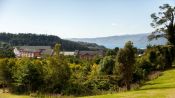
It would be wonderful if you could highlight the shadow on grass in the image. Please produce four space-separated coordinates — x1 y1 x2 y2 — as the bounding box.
143 82 161 85
138 86 175 91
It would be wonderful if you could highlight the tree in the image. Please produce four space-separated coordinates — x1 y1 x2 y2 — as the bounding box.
0 33 90 51
148 4 175 45
54 43 61 58
0 43 15 58
106 47 119 56
43 44 71 93
11 58 30 93
0 49 15 58
99 56 115 75
23 60 44 92
0 59 14 92
116 41 136 90
114 47 119 53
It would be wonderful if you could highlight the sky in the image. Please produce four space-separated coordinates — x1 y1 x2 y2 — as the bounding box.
0 0 174 38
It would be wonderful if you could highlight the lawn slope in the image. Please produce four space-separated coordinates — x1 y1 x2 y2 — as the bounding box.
0 93 30 98
81 69 175 98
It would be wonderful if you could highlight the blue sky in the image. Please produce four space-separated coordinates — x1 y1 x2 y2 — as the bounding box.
0 0 174 38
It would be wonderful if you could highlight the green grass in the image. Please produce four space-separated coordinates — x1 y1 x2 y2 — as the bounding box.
80 69 175 98
0 93 31 98
0 93 74 98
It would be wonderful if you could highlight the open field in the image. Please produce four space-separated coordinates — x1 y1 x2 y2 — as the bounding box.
0 93 30 98
81 69 175 98
0 93 74 98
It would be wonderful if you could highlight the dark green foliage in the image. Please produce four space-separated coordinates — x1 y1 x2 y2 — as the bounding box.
0 42 175 96
149 4 175 45
24 60 43 92
0 44 71 94
76 42 106 50
95 80 111 90
106 47 119 56
10 58 39 93
0 42 15 58
42 44 71 93
146 45 175 70
133 57 152 82
0 59 13 84
93 56 102 65
139 60 152 74
132 45 175 83
0 57 71 94
99 56 115 75
0 33 89 51
65 56 81 64
0 49 15 58
116 41 136 90
43 57 71 93
106 49 116 56
149 51 157 63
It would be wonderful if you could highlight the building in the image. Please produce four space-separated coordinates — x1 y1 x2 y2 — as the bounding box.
60 51 76 56
75 50 104 60
14 46 104 59
56 50 104 59
13 46 53 58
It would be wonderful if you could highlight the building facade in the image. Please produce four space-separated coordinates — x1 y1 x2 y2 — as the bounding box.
75 50 104 60
13 46 53 58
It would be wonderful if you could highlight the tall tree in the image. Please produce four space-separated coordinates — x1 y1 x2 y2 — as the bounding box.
43 44 71 93
54 43 61 58
116 41 136 90
99 56 115 75
148 4 175 45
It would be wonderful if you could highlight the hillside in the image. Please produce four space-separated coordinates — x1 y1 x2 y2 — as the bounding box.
68 33 167 49
1 68 175 98
0 33 105 51
81 68 175 98
76 42 106 50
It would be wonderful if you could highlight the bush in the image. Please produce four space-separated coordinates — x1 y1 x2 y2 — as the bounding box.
146 45 175 70
99 56 115 75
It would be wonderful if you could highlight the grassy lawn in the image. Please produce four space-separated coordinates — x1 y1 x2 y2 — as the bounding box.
0 93 75 98
0 93 31 98
81 69 175 98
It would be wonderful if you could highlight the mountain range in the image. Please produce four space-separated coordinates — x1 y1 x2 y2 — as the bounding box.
67 33 167 49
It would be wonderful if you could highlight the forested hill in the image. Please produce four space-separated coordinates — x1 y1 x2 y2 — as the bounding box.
0 33 104 51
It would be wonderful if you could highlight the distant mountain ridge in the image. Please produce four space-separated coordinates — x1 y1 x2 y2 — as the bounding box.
68 33 167 49
0 33 105 51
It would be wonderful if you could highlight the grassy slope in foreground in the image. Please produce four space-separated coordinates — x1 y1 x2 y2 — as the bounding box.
0 93 30 98
81 69 175 98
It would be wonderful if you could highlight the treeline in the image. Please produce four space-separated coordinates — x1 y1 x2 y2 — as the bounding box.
0 42 15 58
77 42 106 50
0 42 175 96
0 33 105 51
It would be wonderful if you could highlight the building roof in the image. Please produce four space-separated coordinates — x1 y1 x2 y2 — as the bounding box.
60 51 75 56
14 46 53 55
77 51 103 56
15 46 51 50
